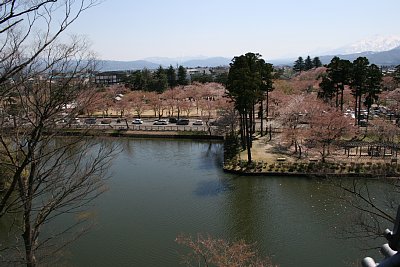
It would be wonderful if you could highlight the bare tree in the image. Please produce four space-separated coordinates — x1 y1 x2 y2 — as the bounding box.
0 36 117 266
331 178 400 248
176 233 277 267
0 0 99 87
0 1 117 266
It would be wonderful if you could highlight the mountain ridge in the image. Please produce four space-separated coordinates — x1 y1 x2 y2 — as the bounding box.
98 35 400 71
97 57 232 71
318 45 400 65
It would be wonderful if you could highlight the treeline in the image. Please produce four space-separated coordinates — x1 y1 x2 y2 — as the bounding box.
125 65 187 93
293 55 322 72
121 66 228 93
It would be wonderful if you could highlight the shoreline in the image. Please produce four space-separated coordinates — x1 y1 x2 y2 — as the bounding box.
222 159 400 178
53 128 224 141
49 128 400 178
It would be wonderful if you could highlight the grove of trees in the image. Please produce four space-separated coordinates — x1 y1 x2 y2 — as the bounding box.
293 56 322 72
318 56 383 125
226 52 274 163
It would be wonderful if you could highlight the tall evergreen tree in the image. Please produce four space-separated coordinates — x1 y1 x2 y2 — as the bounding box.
226 52 273 163
293 56 305 72
304 55 313 70
393 65 400 85
318 75 335 103
141 68 153 91
350 57 370 125
152 66 168 93
260 63 274 137
327 57 351 111
312 57 322 68
177 65 188 85
364 64 382 123
166 65 177 88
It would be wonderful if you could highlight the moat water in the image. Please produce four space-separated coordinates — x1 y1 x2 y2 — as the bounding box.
41 139 390 266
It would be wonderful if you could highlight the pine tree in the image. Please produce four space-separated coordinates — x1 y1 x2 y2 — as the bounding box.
226 52 274 162
293 56 305 72
166 65 177 87
312 57 322 68
350 57 370 125
364 64 382 123
393 65 400 85
177 65 188 85
304 55 313 70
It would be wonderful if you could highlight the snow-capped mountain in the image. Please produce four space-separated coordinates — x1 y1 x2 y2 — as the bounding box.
333 35 400 55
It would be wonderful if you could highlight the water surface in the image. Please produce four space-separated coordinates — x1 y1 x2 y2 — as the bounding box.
58 138 384 267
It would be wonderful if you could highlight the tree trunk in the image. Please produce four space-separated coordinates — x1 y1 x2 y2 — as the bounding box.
335 86 339 108
366 104 371 132
298 144 302 159
239 113 246 150
244 111 252 163
251 103 255 135
357 94 362 126
322 145 326 163
269 124 272 141
266 91 269 120
23 227 36 267
340 84 344 112
124 118 130 129
260 99 264 136
354 93 359 125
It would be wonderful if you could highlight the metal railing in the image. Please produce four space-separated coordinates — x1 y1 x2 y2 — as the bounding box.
63 124 208 132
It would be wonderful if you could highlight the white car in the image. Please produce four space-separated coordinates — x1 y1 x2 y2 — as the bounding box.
193 120 203 125
132 119 143 124
153 119 168 125
70 118 80 124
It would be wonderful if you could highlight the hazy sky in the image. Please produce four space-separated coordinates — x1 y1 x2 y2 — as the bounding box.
65 0 400 61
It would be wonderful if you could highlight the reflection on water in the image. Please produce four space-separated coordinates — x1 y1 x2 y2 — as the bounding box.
32 138 388 267
194 179 235 197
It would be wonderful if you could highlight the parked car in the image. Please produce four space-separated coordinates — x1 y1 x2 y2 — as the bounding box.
168 117 177 123
176 119 189 125
56 118 68 124
132 118 143 124
101 119 112 124
193 119 203 125
153 119 168 125
84 118 97 124
70 118 80 124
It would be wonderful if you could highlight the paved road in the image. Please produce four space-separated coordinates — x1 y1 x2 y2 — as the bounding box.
69 117 209 132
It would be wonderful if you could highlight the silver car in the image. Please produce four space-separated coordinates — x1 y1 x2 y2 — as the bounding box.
153 119 168 125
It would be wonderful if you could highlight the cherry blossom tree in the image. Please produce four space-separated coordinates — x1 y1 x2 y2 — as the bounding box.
147 92 166 119
176 234 276 267
128 90 147 118
307 104 356 161
97 89 115 117
163 87 179 116
277 95 312 158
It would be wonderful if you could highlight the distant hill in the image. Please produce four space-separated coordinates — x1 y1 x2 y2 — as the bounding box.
319 46 400 66
98 60 160 71
182 57 231 68
97 57 232 71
